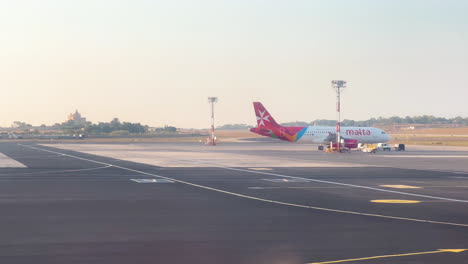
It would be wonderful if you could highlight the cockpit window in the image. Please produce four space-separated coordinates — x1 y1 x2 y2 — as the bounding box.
381 131 386 134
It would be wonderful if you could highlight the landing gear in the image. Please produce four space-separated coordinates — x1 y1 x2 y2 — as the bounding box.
318 146 324 151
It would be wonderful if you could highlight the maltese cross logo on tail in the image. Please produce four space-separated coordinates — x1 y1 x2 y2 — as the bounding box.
256 110 270 126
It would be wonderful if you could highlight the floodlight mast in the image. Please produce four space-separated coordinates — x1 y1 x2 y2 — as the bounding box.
208 97 218 145
331 80 346 152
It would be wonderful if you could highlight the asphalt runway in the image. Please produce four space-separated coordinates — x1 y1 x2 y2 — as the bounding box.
0 141 467 264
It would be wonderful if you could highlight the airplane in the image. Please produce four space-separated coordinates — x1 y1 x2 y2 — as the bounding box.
249 102 391 150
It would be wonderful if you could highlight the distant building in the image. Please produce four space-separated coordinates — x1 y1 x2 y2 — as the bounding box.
67 110 87 125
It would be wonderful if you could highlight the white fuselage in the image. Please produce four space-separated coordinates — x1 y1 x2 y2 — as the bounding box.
297 126 390 144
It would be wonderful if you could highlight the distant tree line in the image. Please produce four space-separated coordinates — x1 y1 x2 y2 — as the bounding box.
281 115 468 127
154 125 177 133
85 118 148 134
9 118 181 136
217 124 253 130
11 121 33 129
280 121 310 127
216 116 468 129
55 118 148 135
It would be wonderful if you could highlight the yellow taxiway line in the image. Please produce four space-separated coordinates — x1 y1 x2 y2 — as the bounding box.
308 249 467 264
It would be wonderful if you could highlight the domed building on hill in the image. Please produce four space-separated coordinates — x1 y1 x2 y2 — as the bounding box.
67 110 87 125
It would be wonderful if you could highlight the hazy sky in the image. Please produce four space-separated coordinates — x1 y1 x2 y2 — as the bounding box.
1 0 467 128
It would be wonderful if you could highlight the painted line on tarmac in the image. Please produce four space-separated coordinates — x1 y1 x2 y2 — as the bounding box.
420 186 468 188
376 155 468 158
0 165 112 176
239 153 468 175
18 144 468 228
249 186 468 190
0 179 128 182
308 248 468 264
177 160 468 203
248 186 350 189
424 169 468 175
5 155 66 159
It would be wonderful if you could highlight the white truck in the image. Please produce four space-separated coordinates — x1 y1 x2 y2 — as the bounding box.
377 143 391 151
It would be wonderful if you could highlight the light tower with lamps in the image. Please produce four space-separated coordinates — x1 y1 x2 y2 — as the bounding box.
331 80 347 152
208 97 218 145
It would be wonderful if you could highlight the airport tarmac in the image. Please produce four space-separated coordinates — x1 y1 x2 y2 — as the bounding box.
0 141 467 264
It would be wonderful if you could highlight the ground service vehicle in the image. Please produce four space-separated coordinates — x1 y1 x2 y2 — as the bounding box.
377 143 391 151
394 144 406 151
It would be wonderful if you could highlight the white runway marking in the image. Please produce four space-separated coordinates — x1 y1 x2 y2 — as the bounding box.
249 186 468 189
376 155 468 158
177 160 468 203
263 178 311 183
5 155 65 159
131 179 174 183
431 170 468 175
19 144 468 228
0 165 112 176
249 186 350 189
0 153 27 168
0 179 128 182
420 186 468 188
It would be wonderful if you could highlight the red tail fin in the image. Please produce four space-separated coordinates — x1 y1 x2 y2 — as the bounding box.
253 102 280 128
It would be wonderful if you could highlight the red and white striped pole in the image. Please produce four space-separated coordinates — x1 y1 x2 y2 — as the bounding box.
332 81 346 152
